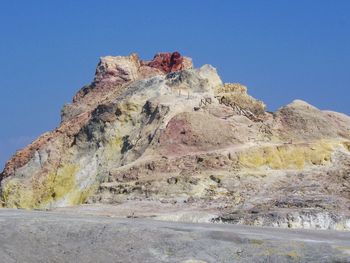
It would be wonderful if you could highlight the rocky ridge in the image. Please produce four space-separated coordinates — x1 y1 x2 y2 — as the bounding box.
1 52 350 230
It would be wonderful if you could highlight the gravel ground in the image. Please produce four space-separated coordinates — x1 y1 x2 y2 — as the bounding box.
0 209 350 263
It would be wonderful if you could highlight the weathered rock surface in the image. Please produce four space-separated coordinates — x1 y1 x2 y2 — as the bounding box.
1 52 350 232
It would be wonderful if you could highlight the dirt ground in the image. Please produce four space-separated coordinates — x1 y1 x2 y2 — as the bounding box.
0 208 349 263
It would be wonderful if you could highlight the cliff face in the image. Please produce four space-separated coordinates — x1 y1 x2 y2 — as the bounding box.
1 52 350 230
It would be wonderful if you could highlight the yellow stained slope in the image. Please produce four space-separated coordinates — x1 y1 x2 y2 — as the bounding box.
238 140 346 170
1 164 92 209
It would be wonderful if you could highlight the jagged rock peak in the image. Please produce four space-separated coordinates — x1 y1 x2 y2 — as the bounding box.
73 52 193 103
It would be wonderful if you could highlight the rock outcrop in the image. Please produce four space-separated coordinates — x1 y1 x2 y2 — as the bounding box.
1 52 350 230
142 51 191 73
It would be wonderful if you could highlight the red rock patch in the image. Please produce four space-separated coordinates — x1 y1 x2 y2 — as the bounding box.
143 51 184 73
158 112 239 156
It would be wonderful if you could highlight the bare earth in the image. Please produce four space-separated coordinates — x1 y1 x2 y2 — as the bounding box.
0 209 350 263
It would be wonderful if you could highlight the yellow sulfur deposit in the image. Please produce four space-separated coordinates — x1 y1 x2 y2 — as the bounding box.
1 163 80 209
215 83 266 116
238 141 339 170
104 135 123 161
66 183 98 206
217 83 248 94
117 101 140 123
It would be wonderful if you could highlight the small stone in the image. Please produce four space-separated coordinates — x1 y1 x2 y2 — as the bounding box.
167 177 178 184
209 175 221 184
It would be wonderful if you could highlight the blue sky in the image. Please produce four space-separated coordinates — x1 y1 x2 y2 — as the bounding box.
1 1 350 169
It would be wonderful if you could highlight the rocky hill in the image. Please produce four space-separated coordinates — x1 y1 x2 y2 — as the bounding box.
1 52 350 230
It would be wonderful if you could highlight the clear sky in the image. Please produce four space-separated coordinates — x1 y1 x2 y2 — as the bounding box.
1 1 350 169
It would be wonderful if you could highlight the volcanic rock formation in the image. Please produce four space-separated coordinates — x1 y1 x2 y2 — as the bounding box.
1 52 350 230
